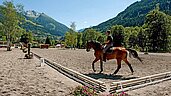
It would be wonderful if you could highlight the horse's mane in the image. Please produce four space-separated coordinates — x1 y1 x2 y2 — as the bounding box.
89 40 102 49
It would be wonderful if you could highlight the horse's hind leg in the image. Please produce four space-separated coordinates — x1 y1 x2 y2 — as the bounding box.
92 58 99 72
123 59 134 74
113 59 121 75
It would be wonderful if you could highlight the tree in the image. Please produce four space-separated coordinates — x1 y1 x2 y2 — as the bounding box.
77 32 83 48
145 4 171 52
65 32 72 47
137 27 148 51
110 25 125 47
27 31 33 43
45 36 51 45
124 27 141 49
64 29 77 49
82 28 97 45
82 28 103 48
65 22 78 49
12 26 25 43
20 33 29 44
0 1 22 51
96 34 105 44
0 22 3 35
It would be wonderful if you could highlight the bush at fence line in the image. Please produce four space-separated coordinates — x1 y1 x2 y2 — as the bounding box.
72 85 98 96
114 91 129 96
99 91 129 96
72 85 129 96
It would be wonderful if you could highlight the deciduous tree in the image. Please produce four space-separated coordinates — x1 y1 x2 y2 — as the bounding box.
0 1 22 51
145 4 171 52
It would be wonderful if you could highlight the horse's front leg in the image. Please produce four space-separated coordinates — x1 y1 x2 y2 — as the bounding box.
99 59 103 73
92 58 99 72
99 54 104 73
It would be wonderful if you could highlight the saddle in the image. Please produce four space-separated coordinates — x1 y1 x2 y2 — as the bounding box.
103 47 126 62
106 47 126 54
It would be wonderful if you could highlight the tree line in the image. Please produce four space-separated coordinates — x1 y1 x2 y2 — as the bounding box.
64 5 171 52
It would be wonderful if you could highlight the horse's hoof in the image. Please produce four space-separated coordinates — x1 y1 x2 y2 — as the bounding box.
131 72 134 75
99 71 103 74
111 73 116 76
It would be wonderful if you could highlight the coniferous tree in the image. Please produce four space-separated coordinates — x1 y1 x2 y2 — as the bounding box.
45 36 51 45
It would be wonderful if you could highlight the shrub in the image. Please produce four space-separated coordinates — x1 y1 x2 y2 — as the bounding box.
73 85 97 96
72 85 129 96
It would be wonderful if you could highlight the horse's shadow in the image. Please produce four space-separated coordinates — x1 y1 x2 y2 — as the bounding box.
84 73 138 81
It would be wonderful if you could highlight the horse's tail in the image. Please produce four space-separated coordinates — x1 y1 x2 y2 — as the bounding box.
126 48 143 63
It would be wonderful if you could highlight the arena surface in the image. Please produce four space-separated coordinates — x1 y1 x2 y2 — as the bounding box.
32 48 171 96
0 48 170 96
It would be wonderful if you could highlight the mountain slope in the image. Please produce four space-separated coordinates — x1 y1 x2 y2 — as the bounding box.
21 10 69 36
92 0 171 32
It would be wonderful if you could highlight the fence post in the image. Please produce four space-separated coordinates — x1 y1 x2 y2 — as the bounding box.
40 58 45 66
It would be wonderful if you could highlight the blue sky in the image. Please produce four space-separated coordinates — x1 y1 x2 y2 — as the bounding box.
0 0 140 30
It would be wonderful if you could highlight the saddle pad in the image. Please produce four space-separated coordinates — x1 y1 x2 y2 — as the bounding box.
110 47 126 50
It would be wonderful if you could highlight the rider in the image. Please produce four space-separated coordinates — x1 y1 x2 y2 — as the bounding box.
103 30 113 62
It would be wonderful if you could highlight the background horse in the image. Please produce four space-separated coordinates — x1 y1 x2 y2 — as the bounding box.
86 41 142 75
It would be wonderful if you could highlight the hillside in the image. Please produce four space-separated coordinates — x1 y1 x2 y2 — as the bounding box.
21 10 69 36
92 0 171 32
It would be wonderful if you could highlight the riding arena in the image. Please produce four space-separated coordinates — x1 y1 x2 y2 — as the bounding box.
31 47 171 95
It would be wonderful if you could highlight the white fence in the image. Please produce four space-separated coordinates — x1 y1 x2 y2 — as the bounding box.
33 53 106 92
33 52 171 94
109 71 171 93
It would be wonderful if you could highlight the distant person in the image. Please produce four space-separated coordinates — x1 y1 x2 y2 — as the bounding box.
103 30 113 62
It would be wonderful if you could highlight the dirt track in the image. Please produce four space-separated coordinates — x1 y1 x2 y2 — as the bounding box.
0 48 170 96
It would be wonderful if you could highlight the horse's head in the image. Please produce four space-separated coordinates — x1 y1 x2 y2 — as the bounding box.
86 40 102 52
86 41 93 52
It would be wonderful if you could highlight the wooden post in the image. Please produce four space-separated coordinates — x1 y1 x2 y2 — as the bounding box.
28 43 31 56
25 43 33 59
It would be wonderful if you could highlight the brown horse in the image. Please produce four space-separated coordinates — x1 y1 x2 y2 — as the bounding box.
86 41 142 75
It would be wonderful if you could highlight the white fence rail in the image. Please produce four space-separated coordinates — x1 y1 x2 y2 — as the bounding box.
33 52 171 94
110 71 171 93
33 53 106 92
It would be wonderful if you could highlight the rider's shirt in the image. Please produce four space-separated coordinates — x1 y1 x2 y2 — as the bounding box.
107 35 113 44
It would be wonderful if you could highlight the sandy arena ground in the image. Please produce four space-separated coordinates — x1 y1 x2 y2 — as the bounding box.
0 48 171 96
0 48 79 96
32 48 171 96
